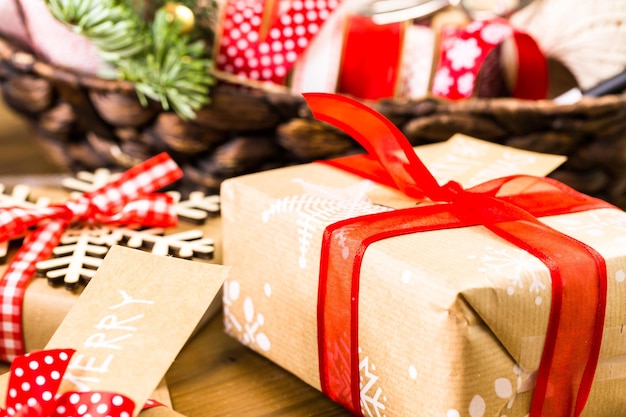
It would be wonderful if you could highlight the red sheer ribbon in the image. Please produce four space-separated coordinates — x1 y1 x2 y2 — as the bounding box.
304 93 612 417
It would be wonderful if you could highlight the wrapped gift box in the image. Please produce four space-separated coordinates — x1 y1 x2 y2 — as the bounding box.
0 175 223 357
0 245 228 417
220 99 626 416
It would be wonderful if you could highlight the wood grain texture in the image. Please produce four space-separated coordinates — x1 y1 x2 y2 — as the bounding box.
170 313 349 417
0 96 69 175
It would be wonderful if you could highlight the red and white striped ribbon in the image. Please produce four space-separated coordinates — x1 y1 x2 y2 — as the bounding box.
0 153 183 362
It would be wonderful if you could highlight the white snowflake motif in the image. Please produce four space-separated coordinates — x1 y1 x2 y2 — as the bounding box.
446 37 482 71
470 246 548 305
223 279 271 351
359 350 387 417
552 208 626 239
449 136 491 159
480 22 513 45
446 365 522 417
261 179 390 269
447 395 486 417
457 72 476 96
432 67 455 95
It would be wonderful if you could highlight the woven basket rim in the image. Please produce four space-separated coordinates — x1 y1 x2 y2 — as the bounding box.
1 32 626 115
0 35 135 94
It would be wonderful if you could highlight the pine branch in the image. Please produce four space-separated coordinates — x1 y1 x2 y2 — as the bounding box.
44 0 214 120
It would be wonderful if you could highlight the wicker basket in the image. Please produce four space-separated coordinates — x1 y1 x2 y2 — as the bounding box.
0 34 625 209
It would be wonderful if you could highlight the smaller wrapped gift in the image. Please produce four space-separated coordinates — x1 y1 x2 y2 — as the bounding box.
220 94 626 416
0 245 228 417
0 154 223 363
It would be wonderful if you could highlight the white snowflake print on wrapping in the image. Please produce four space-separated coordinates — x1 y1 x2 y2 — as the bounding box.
446 365 524 417
493 365 524 411
470 246 549 305
447 395 486 417
550 208 626 284
223 279 271 352
359 350 388 417
551 208 626 240
261 179 391 269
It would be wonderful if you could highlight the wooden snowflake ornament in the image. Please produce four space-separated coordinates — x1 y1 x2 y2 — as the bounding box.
35 225 120 289
167 190 220 223
117 227 215 259
63 168 221 223
1 167 220 289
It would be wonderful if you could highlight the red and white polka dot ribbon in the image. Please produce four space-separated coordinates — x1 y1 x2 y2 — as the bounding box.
1 348 135 417
215 0 342 85
432 18 548 100
0 153 183 362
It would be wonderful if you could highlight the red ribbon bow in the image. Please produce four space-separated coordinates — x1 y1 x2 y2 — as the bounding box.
304 93 613 417
0 349 134 417
0 153 183 362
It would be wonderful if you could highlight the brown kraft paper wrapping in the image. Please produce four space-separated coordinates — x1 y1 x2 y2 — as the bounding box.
220 136 626 417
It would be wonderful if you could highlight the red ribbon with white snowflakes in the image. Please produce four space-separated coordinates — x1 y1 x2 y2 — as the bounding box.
432 18 547 100
215 0 342 85
0 348 135 417
304 93 613 417
0 153 183 362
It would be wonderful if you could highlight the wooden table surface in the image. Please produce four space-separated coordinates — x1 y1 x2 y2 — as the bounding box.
0 97 351 416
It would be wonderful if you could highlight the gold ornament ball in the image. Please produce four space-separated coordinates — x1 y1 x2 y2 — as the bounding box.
164 2 195 34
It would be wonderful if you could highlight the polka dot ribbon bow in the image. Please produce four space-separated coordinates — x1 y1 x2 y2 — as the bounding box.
0 348 136 417
0 153 183 362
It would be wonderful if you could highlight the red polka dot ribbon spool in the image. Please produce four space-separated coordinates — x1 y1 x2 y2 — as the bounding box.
215 0 342 85
1 349 135 417
432 18 548 100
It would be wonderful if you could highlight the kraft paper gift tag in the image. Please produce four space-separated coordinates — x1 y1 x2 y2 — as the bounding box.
0 245 229 417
